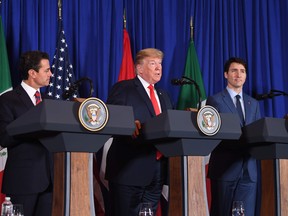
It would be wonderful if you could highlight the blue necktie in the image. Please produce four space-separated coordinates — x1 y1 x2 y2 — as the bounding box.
235 95 245 125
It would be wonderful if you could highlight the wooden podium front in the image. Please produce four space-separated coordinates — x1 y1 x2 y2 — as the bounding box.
243 117 288 216
7 99 135 216
142 110 242 216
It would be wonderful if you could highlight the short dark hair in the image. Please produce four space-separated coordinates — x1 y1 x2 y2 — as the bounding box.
224 57 247 73
19 50 50 80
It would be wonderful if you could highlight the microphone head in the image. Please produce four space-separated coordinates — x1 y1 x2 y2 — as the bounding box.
61 82 79 100
171 78 196 85
171 78 182 85
62 91 70 100
255 93 274 100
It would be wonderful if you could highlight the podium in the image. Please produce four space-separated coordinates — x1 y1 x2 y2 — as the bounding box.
142 109 242 216
243 117 288 216
6 99 135 216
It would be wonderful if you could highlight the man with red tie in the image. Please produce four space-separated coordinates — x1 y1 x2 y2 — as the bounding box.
0 50 53 216
106 48 173 216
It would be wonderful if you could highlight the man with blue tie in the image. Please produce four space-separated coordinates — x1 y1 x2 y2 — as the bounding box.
206 57 261 216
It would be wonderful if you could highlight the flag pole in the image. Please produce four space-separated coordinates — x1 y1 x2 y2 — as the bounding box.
123 8 126 29
190 16 193 41
58 0 62 20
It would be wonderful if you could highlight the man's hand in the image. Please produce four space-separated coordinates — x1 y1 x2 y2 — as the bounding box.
132 120 141 139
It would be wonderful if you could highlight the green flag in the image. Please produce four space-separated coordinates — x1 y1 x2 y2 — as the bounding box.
0 16 12 95
177 40 206 110
0 16 11 204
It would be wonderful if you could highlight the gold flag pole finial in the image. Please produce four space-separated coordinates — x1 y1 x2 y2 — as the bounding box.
58 0 62 20
190 16 194 41
123 8 127 29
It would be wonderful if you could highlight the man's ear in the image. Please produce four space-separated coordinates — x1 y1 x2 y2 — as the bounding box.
136 64 142 74
28 69 37 78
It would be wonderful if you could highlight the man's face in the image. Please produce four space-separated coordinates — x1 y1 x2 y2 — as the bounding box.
224 62 246 90
31 59 52 88
137 57 162 84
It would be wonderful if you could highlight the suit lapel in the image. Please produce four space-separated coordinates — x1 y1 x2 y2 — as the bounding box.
222 89 251 126
221 89 237 114
15 85 34 109
243 94 253 124
134 78 157 116
155 87 167 111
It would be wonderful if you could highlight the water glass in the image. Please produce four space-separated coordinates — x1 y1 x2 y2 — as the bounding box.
12 204 24 216
232 201 245 216
139 202 153 216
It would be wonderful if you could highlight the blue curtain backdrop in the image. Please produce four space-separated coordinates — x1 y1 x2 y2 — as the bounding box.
1 0 288 118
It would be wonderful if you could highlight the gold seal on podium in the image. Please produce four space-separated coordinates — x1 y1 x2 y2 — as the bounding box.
78 97 109 131
197 105 221 136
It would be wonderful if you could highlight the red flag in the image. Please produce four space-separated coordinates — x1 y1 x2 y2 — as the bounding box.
118 29 135 81
95 28 135 216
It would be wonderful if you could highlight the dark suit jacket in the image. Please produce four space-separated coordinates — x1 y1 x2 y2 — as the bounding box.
206 89 261 181
105 77 173 186
0 85 53 194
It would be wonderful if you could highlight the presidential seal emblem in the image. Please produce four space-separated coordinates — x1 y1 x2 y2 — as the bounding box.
78 97 109 131
197 105 221 136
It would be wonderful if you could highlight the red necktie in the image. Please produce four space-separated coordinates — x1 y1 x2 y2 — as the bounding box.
35 91 42 105
148 84 161 115
148 84 162 160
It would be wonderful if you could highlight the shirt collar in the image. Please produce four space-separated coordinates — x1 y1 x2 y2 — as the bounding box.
137 75 153 89
21 81 40 98
226 86 243 99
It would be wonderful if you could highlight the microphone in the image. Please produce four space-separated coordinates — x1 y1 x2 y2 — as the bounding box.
62 79 81 100
255 89 288 100
171 76 202 110
255 92 276 100
171 78 195 85
62 77 94 100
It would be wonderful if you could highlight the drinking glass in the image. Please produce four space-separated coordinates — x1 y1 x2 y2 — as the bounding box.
139 202 153 216
232 201 245 216
12 204 24 216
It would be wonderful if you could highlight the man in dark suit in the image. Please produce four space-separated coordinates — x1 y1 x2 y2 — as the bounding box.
206 57 261 216
105 48 173 216
0 50 53 216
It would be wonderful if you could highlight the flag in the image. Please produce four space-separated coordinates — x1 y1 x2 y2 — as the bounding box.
0 15 12 209
102 29 135 185
47 16 105 215
118 29 135 81
99 28 135 189
97 28 135 216
0 16 12 95
177 40 206 110
176 39 211 211
46 19 78 100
